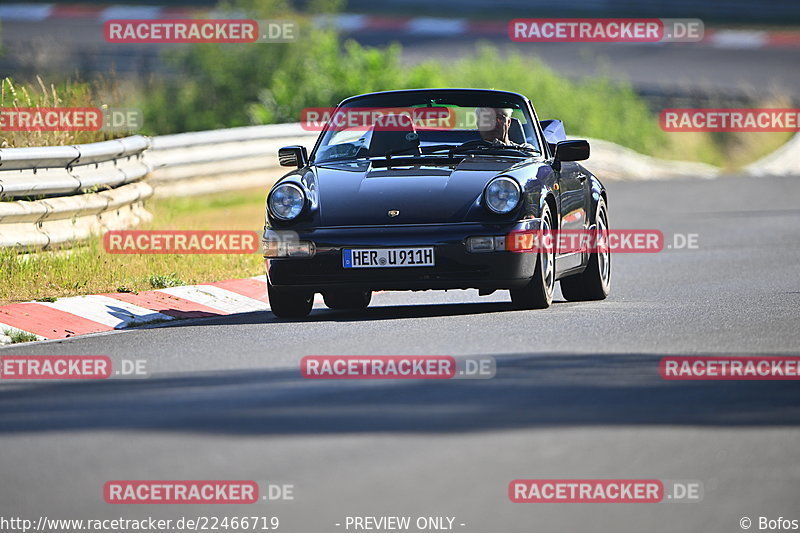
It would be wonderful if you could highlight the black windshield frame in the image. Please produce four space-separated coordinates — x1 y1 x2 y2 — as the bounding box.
309 89 546 164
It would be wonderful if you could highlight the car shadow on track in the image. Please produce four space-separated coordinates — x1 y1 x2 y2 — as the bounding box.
1 353 799 435
127 298 575 329
306 300 576 322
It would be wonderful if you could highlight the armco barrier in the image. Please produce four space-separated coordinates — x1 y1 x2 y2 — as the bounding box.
0 125 315 250
0 136 152 249
147 123 316 197
745 132 800 177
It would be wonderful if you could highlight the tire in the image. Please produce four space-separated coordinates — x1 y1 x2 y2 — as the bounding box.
560 197 611 301
510 203 555 309
267 280 314 318
323 290 372 310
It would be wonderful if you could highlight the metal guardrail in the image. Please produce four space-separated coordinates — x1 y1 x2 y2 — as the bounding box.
0 136 152 249
0 125 317 249
745 133 800 176
147 123 316 197
0 136 150 198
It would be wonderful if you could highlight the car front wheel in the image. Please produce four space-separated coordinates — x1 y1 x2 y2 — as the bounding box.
510 203 555 309
560 197 611 301
267 280 314 318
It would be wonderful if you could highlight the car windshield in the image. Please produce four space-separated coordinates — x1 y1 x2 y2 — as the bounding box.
311 90 541 163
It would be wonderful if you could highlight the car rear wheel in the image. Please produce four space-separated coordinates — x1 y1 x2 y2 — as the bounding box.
510 203 555 309
267 280 314 318
560 197 611 301
323 290 372 310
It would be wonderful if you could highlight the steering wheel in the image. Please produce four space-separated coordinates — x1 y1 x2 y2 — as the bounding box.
457 139 497 150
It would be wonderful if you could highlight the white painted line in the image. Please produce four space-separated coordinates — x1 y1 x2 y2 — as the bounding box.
314 13 367 32
38 295 174 329
158 285 268 314
337 13 368 32
710 30 768 49
100 6 163 21
0 4 54 22
407 17 468 35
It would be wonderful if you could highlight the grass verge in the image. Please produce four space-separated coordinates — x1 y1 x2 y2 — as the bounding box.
0 188 267 306
1 76 125 148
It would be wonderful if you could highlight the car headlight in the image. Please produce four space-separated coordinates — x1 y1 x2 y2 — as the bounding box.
484 177 521 214
268 183 306 221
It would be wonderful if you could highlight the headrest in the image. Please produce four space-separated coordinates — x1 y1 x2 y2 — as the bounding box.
509 117 526 144
368 113 420 157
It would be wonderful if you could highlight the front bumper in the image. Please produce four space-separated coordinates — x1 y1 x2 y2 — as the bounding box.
265 220 541 291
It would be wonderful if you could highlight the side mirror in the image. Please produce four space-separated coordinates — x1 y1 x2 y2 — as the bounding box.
554 140 589 162
278 145 308 168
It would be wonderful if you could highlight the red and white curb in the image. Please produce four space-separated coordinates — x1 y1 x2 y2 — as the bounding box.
1 5 799 49
0 275 303 345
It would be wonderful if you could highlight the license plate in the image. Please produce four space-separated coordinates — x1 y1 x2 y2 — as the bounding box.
343 247 435 268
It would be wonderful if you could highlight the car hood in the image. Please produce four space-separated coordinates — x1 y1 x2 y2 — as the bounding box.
312 157 524 226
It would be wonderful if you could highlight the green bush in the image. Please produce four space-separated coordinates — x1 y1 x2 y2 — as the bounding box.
436 45 665 153
139 0 349 134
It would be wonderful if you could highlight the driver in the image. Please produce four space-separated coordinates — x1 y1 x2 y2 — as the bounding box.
475 107 513 143
474 107 535 150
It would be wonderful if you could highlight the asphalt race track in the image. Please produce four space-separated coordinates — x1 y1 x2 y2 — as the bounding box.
1 174 799 531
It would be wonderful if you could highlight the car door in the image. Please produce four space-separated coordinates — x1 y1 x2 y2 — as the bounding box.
556 160 587 271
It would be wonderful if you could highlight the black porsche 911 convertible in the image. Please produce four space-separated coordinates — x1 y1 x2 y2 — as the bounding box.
263 88 609 318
